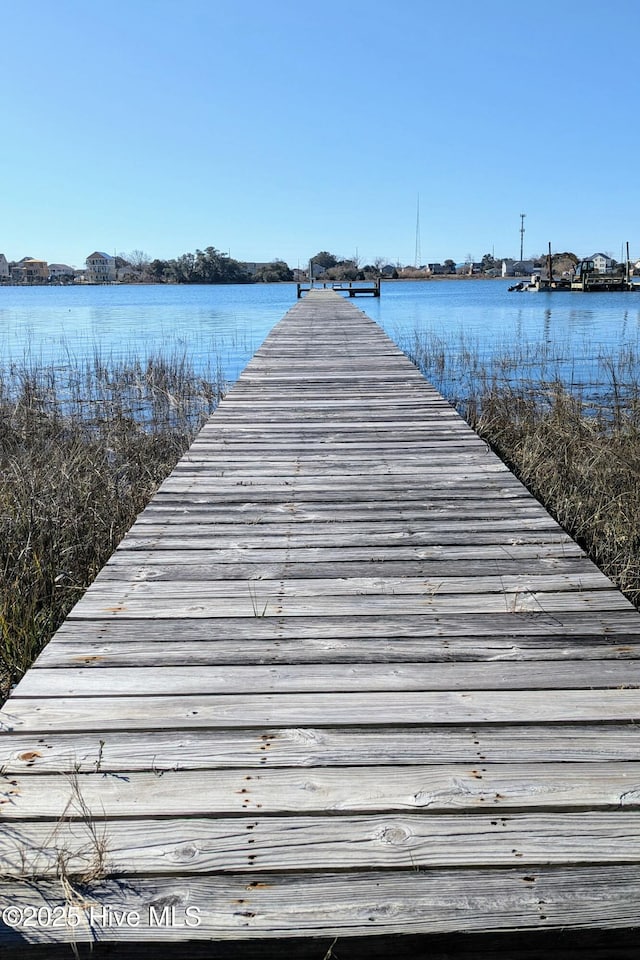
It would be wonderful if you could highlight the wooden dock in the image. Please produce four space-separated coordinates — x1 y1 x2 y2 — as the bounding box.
296 278 381 297
2 290 640 957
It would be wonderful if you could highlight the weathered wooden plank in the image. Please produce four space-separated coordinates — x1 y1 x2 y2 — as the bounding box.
15 660 640 698
65 589 633 620
160 473 514 486
46 610 640 640
118 518 560 536
93 554 595 583
136 503 548 523
4 690 640 733
163 462 515 476
33 637 640 669
117 530 576 552
177 434 501 447
185 438 485 450
216 396 458 407
2 867 639 944
98 542 587 565
3 724 640 773
81 572 615 598
196 419 468 431
4 762 640 820
4 812 640 876
190 426 482 438
151 490 530 509
173 454 497 467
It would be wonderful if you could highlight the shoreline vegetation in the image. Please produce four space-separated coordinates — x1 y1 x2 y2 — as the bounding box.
0 354 223 700
404 330 640 610
2 333 640 700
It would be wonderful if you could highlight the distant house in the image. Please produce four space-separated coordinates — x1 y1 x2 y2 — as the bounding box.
310 261 327 279
0 254 9 280
86 251 117 283
504 260 537 277
456 262 483 276
117 264 139 282
590 253 614 274
501 259 515 277
25 259 49 282
242 262 271 277
49 263 75 280
11 257 49 283
426 263 446 275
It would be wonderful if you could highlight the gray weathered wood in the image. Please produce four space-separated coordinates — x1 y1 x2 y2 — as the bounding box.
31 637 640 669
1 867 640 943
4 812 640 876
4 689 640 733
4 763 640 819
14 659 640 698
3 725 640 774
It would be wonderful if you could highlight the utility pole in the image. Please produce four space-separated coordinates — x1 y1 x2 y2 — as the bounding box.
520 213 526 261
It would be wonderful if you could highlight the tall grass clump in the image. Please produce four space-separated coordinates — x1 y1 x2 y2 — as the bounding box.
0 352 223 700
405 329 640 608
469 383 640 606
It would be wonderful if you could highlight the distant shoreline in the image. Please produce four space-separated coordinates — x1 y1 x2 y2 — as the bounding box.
0 274 510 289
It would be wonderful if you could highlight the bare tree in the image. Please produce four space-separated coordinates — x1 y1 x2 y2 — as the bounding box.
127 250 151 270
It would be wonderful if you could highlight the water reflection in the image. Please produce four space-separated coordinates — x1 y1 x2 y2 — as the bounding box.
0 283 297 382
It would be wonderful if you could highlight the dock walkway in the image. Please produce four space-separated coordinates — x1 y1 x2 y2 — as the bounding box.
2 291 640 955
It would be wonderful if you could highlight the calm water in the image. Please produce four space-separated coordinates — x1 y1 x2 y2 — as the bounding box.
0 283 295 382
2 280 640 397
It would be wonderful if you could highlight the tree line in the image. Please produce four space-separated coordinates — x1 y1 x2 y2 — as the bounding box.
122 247 596 285
123 248 395 284
124 247 294 284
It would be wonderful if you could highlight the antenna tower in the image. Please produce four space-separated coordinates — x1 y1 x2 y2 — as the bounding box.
415 195 421 268
520 213 526 261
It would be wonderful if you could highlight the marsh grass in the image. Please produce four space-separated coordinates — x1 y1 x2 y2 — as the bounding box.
405 330 640 608
0 352 223 699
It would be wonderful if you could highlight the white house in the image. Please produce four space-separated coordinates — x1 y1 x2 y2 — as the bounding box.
504 259 537 277
85 251 117 283
590 253 614 273
0 254 9 279
501 259 515 277
49 263 75 279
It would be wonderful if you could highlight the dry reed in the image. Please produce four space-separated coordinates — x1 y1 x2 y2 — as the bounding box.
0 353 223 700
406 331 640 608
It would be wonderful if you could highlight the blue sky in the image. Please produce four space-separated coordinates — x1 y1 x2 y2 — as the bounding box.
1 0 638 268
